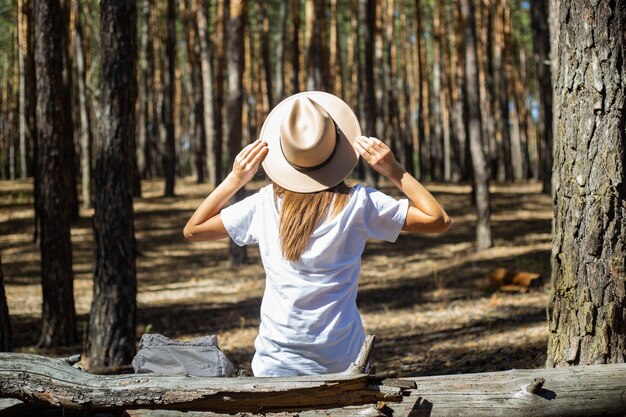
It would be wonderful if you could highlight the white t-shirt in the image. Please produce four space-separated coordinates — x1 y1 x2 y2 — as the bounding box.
221 183 408 376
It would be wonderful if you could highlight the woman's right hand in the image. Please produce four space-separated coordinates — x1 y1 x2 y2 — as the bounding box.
230 138 269 186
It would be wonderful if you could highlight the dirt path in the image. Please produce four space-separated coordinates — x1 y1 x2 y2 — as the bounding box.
0 178 551 376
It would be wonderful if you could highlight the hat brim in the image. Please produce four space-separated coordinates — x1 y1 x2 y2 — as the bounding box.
260 91 361 193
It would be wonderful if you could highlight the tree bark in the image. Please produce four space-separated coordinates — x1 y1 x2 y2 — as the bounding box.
3 354 626 417
17 0 30 179
227 0 247 267
274 0 287 102
34 0 78 348
290 0 301 94
530 0 553 194
74 0 92 209
137 0 152 181
195 0 215 186
162 0 177 196
359 0 378 187
89 0 138 368
415 0 430 181
0 254 11 352
547 0 625 367
461 0 492 250
213 0 228 185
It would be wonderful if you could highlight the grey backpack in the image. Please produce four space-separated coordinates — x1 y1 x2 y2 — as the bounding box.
132 333 234 377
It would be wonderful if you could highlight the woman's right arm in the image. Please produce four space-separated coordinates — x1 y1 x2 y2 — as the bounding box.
183 139 268 242
353 136 452 234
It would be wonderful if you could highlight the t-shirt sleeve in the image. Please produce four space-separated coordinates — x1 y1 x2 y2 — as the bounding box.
362 187 409 242
220 189 262 246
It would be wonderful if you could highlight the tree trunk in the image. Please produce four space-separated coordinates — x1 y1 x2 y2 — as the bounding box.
415 0 430 181
3 354 626 417
452 0 469 181
530 0 553 194
213 0 228 185
195 0 214 186
290 0 301 94
227 0 247 267
547 0 625 367
137 0 152 180
359 0 378 187
181 0 206 184
89 0 138 369
461 0 492 250
58 0 79 221
0 254 11 352
34 0 78 348
162 0 176 197
17 0 29 179
74 0 92 209
329 0 341 97
259 1 272 109
274 0 287 102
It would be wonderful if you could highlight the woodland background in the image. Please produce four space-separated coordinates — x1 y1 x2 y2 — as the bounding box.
0 0 624 383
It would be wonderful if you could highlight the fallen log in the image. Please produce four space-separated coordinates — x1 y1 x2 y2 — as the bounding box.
0 353 402 414
1 353 625 416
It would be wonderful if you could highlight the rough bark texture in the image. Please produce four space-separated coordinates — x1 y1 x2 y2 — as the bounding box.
88 0 138 369
2 354 626 417
359 0 378 186
213 0 228 185
461 0 492 250
547 0 626 367
227 0 247 266
34 0 78 348
195 0 214 186
0 254 11 352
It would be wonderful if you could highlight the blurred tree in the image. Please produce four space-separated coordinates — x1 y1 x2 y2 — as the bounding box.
0 253 12 352
162 0 176 196
227 0 247 266
34 0 78 348
530 0 553 194
88 0 137 368
547 0 625 366
461 0 492 250
213 0 228 185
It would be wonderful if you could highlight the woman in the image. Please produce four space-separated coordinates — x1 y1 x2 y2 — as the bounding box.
183 92 451 376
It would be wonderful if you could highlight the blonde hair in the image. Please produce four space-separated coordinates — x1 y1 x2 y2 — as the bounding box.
273 182 352 261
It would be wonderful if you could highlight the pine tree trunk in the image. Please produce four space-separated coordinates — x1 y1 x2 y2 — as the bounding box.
89 0 138 369
74 0 92 209
0 253 12 352
18 0 29 179
34 0 78 348
530 0 553 193
547 0 625 367
181 0 207 184
290 0 301 94
461 0 492 250
452 0 469 181
274 0 287 102
359 0 378 187
162 0 176 197
195 0 214 186
259 1 272 108
415 0 430 181
227 0 247 266
137 0 152 180
213 0 228 185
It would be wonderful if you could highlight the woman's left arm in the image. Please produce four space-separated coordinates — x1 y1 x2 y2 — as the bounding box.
183 139 268 242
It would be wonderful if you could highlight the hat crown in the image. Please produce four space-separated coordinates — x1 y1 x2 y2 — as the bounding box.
279 97 337 170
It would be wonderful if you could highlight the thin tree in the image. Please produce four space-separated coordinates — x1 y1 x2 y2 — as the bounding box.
274 0 287 102
530 0 553 193
195 0 215 186
547 0 625 366
359 0 377 186
17 0 29 179
34 0 78 348
213 0 228 184
0 253 12 352
74 0 92 209
290 0 301 93
227 0 247 266
162 0 176 196
88 0 138 368
137 0 152 180
461 0 492 250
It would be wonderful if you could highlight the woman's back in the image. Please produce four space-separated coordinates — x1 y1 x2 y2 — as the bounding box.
221 184 408 376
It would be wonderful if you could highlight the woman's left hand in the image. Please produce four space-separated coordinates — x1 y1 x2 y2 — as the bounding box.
230 139 269 186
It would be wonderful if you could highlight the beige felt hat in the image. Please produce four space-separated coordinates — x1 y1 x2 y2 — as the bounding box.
260 91 361 193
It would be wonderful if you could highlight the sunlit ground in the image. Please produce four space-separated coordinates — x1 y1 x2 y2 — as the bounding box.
1 177 551 376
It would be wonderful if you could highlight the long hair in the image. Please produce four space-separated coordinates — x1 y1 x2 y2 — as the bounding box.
273 182 352 261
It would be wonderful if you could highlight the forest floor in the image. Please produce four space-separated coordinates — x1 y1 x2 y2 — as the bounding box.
1 177 552 377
